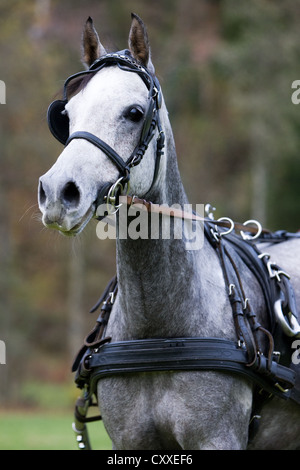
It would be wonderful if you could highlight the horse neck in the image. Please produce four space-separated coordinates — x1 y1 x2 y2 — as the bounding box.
112 110 265 342
114 114 213 339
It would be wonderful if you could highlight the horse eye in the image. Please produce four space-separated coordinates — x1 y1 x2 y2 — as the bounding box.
126 107 144 122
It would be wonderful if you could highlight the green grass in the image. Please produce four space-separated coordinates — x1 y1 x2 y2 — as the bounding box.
0 410 112 450
0 380 112 450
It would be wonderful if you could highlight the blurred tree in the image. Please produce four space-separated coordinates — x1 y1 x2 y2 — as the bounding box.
1 0 300 407
209 0 300 228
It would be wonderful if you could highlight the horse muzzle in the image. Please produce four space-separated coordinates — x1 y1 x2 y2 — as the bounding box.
38 177 97 236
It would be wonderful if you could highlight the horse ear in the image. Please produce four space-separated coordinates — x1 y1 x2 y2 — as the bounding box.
128 13 155 74
82 17 106 68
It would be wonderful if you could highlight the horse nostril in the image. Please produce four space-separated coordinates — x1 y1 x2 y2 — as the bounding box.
61 181 80 208
38 181 47 206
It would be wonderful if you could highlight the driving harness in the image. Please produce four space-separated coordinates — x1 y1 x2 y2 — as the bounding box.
47 50 300 450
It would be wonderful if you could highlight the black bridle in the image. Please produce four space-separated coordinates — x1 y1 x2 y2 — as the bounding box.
47 50 165 204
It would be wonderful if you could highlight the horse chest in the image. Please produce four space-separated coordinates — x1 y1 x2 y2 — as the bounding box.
97 375 180 449
97 370 252 450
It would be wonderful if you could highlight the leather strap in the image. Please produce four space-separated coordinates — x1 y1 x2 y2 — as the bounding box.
122 195 271 236
81 337 296 401
66 131 130 178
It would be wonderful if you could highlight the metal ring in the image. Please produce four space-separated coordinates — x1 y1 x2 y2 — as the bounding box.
105 177 126 215
240 219 262 240
217 217 234 237
106 178 123 202
274 299 300 338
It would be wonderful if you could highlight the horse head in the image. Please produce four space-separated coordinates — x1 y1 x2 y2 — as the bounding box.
38 14 166 236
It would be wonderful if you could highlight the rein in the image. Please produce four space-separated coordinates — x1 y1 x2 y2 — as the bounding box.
120 195 269 238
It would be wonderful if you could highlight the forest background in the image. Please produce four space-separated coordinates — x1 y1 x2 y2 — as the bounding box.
0 0 300 410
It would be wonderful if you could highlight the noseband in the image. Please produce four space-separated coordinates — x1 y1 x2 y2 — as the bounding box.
47 50 165 205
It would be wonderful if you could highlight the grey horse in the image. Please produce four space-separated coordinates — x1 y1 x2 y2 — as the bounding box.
38 14 300 449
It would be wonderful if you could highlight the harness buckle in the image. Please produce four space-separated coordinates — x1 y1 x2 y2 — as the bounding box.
106 291 115 305
275 382 290 394
229 283 236 296
275 270 291 282
153 86 162 109
129 154 142 167
266 260 291 282
249 414 261 425
267 260 277 279
210 227 220 243
105 177 129 215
